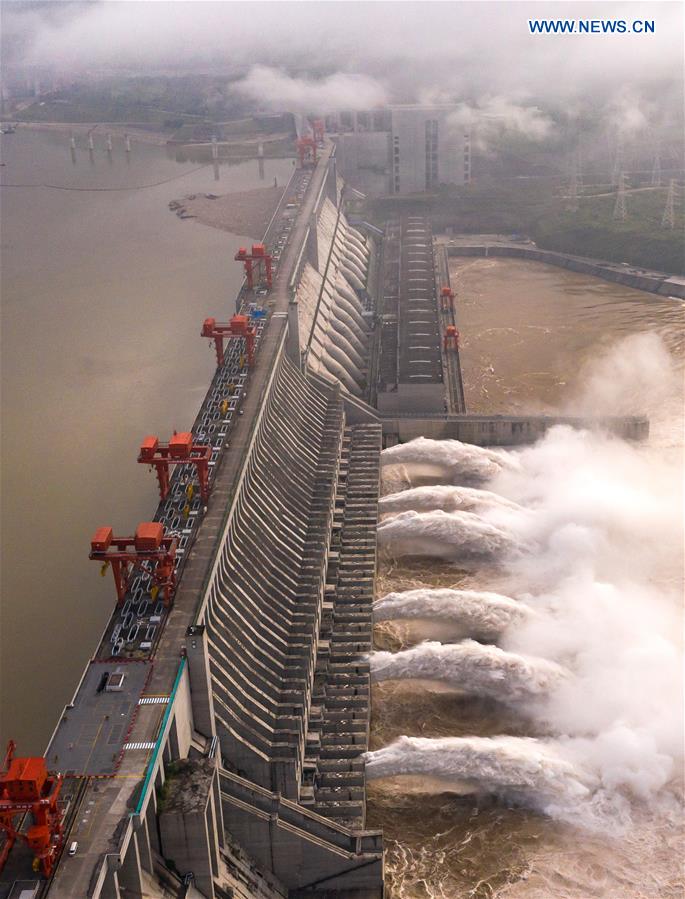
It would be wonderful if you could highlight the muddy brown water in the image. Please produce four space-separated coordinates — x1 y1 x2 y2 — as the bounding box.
370 257 684 898
0 129 294 751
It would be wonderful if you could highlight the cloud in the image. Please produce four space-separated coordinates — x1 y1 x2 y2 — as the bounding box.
3 1 682 148
8 2 683 103
447 97 555 148
234 66 387 114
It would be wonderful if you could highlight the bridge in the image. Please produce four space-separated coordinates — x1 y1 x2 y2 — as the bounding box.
1 143 648 899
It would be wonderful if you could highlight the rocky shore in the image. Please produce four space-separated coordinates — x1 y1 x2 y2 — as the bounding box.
169 184 285 239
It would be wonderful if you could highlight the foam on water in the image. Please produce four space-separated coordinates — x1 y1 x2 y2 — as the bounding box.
365 735 596 813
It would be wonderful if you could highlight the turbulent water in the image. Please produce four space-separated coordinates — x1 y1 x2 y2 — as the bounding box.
369 260 684 898
366 735 595 810
379 485 524 517
377 508 523 563
374 588 532 642
371 640 568 703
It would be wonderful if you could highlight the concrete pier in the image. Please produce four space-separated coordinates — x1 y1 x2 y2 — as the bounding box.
380 413 649 446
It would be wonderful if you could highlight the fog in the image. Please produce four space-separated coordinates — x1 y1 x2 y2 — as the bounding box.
3 2 683 137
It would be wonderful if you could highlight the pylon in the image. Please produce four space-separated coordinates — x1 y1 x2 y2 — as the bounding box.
651 140 662 187
611 136 624 187
662 179 676 229
567 154 579 212
613 172 627 222
575 144 583 193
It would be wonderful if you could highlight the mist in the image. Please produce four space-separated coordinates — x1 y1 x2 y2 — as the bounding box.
3 1 682 141
368 333 683 827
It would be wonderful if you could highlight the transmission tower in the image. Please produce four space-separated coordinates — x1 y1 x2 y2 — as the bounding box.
611 136 624 187
613 172 627 222
568 170 579 211
651 139 662 187
575 144 584 193
662 179 676 229
567 159 579 212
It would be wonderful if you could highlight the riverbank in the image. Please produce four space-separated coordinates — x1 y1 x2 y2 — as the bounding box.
170 184 286 240
365 179 684 276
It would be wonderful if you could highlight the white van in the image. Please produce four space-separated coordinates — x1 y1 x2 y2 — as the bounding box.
68 841 78 857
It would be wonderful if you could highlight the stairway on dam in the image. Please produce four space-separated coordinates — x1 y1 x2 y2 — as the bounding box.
308 424 381 829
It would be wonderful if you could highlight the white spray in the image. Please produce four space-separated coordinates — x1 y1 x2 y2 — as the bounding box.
374 588 533 641
381 436 520 485
371 335 683 823
370 640 568 703
365 735 596 815
377 509 524 563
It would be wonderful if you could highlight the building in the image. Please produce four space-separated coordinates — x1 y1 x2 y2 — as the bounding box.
335 105 471 196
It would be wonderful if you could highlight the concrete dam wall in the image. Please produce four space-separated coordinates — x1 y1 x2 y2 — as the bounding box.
381 413 650 446
196 347 384 894
21 148 653 899
296 196 373 397
204 352 342 795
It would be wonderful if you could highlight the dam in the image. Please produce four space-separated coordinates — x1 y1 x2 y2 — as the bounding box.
0 144 649 899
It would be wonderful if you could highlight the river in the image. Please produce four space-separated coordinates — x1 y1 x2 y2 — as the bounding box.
0 128 294 752
368 257 684 898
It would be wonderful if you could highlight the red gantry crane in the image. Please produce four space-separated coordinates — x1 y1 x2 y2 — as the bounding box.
0 741 64 878
296 135 317 167
310 118 325 145
234 243 272 290
138 432 211 504
90 523 178 607
443 325 460 352
201 314 256 368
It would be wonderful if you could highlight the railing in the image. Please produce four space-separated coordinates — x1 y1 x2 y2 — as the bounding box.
133 658 187 817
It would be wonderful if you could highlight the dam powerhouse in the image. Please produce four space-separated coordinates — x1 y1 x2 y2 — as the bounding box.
0 136 649 899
